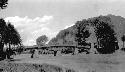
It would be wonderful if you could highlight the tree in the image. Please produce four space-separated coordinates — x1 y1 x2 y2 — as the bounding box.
92 17 119 54
6 22 22 48
75 20 90 46
0 0 9 50
4 22 22 59
0 0 8 59
0 19 7 50
54 29 76 45
0 20 22 59
0 0 9 49
36 35 48 46
121 34 125 48
0 18 8 59
0 0 8 9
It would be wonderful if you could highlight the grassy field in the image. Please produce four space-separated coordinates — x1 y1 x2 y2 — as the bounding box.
0 62 76 72
1 51 125 72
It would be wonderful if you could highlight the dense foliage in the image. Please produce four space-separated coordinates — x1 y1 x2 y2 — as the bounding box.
5 22 22 47
75 20 90 46
91 16 119 54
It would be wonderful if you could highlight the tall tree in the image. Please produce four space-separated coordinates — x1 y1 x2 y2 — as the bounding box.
121 34 125 48
0 18 8 51
6 22 22 48
4 22 22 59
0 20 22 59
75 20 90 46
55 29 76 45
0 0 8 59
36 35 48 46
92 17 119 54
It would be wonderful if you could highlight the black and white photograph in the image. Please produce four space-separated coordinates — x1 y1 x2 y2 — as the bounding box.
0 0 125 72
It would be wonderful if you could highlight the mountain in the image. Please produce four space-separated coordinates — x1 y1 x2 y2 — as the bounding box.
48 14 125 46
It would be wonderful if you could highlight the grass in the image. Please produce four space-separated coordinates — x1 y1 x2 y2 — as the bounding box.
0 62 76 72
1 50 125 72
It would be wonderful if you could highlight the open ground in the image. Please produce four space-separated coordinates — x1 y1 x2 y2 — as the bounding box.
1 51 124 72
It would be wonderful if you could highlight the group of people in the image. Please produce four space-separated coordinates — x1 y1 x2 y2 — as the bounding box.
0 48 15 60
30 49 59 58
6 48 15 59
30 48 80 58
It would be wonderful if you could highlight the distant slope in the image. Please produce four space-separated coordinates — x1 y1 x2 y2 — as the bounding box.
48 14 125 45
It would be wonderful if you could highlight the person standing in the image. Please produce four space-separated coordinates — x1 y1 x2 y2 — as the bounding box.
31 49 39 58
54 50 57 56
31 49 35 58
6 48 12 59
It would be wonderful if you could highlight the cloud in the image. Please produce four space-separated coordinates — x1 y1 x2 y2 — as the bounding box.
5 15 58 46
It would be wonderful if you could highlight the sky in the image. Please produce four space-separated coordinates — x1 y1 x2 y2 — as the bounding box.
0 0 125 46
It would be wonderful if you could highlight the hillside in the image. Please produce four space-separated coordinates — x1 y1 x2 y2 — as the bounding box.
48 14 125 47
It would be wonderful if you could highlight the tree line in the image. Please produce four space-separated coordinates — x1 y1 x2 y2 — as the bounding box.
43 16 121 54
